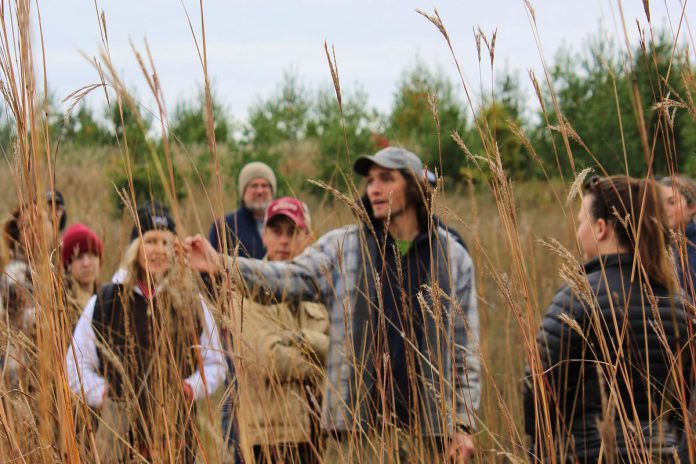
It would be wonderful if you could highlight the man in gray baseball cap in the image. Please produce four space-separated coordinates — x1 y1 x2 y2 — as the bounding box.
187 145 479 462
353 146 423 177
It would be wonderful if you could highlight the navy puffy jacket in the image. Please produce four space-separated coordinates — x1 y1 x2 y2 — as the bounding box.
524 253 693 462
208 204 266 259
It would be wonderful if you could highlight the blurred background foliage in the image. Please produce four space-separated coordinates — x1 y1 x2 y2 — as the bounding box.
2 27 694 210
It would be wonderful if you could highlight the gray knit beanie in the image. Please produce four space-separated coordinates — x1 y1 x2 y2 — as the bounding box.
238 162 277 197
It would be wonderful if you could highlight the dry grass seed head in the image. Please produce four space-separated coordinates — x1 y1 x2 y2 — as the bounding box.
539 237 594 308
566 168 593 207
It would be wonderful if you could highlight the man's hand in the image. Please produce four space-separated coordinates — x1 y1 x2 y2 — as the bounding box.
182 381 194 403
98 385 108 408
184 234 223 275
447 432 475 463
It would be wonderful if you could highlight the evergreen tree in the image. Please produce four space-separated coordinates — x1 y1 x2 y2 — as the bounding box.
387 59 467 182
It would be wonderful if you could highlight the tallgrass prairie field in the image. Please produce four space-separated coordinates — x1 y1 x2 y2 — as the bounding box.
0 0 694 462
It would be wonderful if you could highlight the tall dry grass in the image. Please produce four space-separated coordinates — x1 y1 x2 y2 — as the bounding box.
0 0 693 462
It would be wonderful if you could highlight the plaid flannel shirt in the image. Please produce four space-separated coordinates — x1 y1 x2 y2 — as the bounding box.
233 224 480 434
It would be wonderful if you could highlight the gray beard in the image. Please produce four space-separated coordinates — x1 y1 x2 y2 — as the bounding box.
246 200 270 216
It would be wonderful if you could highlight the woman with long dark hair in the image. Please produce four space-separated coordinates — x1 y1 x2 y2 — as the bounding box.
66 203 225 462
524 175 693 462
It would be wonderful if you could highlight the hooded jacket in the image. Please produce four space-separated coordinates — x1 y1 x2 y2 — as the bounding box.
524 253 693 462
675 220 696 297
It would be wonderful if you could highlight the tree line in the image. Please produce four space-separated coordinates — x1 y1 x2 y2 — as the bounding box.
2 28 693 204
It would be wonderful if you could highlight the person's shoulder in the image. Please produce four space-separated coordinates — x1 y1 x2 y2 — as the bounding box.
91 282 123 326
548 281 575 308
318 224 360 243
685 221 696 241
305 225 361 261
226 208 244 222
583 256 625 291
436 226 471 263
5 258 30 278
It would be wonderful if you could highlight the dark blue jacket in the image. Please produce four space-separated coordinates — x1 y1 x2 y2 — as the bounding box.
675 221 696 297
208 204 266 259
524 253 692 462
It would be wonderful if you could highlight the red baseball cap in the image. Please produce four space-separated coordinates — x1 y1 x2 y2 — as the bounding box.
264 197 310 230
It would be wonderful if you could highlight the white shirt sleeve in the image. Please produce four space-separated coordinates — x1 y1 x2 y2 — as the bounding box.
184 296 226 401
65 295 107 408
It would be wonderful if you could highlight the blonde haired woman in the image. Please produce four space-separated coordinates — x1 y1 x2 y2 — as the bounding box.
67 202 225 462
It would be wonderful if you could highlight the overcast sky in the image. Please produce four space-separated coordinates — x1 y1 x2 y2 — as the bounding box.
37 1 695 122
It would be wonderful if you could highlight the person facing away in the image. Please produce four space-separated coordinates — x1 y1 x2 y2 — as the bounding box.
209 161 276 259
226 196 329 464
66 202 225 463
658 175 696 297
61 223 103 331
524 175 693 462
187 146 480 463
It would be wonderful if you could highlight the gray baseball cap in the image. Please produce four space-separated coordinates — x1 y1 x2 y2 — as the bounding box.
353 147 423 177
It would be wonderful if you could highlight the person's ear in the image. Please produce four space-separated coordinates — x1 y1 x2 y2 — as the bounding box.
261 228 270 249
595 218 609 241
308 231 316 243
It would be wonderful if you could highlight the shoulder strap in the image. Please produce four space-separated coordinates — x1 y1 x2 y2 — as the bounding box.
92 283 120 330
91 283 129 395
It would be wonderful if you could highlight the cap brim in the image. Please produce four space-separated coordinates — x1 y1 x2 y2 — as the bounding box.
353 155 403 176
265 212 306 230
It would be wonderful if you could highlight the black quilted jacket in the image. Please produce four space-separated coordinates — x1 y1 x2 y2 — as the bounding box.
524 253 693 462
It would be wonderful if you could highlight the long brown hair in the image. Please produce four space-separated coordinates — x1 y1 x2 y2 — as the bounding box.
583 175 676 292
400 168 433 231
659 175 696 221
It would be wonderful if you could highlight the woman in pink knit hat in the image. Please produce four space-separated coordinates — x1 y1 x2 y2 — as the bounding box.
61 223 103 330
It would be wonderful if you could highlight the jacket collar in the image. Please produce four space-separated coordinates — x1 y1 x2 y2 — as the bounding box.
111 268 163 297
583 253 634 274
685 221 696 241
239 202 257 220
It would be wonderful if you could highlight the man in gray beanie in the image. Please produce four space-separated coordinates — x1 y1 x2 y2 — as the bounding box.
208 161 276 464
208 161 277 259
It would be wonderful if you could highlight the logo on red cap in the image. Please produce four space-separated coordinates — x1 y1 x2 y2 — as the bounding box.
264 197 308 229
